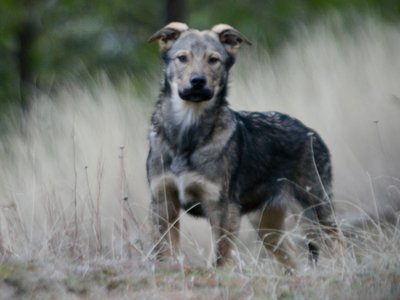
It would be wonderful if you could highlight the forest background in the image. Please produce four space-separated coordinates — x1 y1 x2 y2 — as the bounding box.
1 0 400 112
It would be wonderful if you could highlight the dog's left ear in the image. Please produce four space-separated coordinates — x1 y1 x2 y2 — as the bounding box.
148 22 189 53
211 24 252 56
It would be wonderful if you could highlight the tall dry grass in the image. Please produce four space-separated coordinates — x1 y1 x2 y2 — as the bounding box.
0 15 399 298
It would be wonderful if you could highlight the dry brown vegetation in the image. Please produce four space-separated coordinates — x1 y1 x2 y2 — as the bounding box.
0 17 399 299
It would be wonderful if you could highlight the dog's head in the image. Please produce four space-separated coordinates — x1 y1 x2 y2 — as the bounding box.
149 23 251 102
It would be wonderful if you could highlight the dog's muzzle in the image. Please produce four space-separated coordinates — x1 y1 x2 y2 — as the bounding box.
179 75 214 102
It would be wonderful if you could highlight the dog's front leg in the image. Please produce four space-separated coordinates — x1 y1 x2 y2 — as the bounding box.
205 201 241 267
149 178 180 262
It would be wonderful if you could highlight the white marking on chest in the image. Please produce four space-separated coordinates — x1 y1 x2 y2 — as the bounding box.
150 171 221 206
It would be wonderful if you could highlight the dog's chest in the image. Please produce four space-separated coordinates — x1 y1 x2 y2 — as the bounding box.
170 154 189 175
148 107 236 209
169 147 217 175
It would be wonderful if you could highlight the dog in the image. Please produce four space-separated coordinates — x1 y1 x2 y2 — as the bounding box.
146 22 342 271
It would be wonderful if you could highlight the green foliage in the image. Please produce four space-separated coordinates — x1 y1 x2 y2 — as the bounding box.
0 0 399 110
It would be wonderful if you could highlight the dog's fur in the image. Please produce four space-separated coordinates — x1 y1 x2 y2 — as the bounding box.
147 22 342 270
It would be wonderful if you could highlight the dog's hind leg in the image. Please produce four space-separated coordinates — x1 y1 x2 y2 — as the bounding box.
248 205 297 273
150 178 181 262
294 135 344 266
294 187 343 266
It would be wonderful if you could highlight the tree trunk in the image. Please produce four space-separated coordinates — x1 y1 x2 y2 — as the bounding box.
165 0 185 23
17 0 39 111
17 19 37 111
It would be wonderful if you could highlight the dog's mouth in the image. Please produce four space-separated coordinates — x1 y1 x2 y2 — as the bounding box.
179 88 214 102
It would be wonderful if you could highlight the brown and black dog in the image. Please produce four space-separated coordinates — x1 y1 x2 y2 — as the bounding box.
147 22 342 272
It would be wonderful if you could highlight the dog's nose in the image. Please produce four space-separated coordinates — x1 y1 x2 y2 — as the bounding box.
190 75 206 88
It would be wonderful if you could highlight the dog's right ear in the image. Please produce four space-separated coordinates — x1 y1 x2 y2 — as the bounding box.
211 24 251 56
148 22 189 52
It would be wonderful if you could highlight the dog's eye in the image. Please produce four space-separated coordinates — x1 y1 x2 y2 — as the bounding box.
208 56 220 65
177 55 188 63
